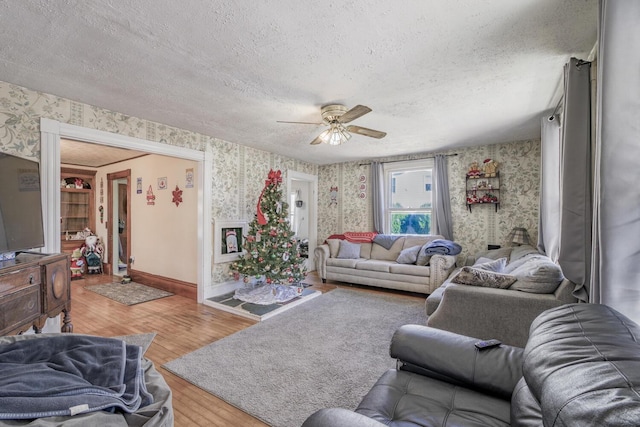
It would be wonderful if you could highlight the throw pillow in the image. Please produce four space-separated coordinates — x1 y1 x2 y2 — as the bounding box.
396 245 422 264
451 266 517 289
326 239 341 258
416 242 432 266
337 240 361 259
473 257 507 272
508 258 565 294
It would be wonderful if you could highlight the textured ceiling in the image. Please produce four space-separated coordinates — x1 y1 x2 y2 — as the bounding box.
0 1 597 165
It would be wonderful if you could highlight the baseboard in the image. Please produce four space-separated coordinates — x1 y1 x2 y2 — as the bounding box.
129 269 196 300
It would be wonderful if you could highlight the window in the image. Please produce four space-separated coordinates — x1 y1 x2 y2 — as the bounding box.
383 159 433 234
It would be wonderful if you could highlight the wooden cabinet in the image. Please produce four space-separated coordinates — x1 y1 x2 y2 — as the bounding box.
0 252 72 335
466 172 500 212
60 167 96 253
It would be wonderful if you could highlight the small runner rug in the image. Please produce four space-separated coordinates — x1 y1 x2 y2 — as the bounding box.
163 288 426 427
86 282 174 306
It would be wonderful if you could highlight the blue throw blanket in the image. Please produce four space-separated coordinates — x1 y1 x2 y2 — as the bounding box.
423 239 462 256
0 335 153 419
372 234 402 250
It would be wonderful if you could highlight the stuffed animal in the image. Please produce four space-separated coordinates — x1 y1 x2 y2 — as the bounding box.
70 248 84 280
483 159 499 177
467 161 482 178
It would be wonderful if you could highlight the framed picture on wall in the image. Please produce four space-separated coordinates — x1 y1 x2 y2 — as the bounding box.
214 220 248 263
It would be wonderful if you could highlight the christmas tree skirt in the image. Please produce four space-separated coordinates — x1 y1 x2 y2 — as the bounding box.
234 283 301 304
205 283 321 321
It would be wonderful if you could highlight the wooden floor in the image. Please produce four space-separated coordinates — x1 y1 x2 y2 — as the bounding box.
70 272 340 426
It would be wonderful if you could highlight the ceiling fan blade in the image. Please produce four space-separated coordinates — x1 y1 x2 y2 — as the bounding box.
338 105 372 123
310 135 324 145
346 125 387 139
277 120 322 125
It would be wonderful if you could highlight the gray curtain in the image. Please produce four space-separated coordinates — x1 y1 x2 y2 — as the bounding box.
433 155 453 240
558 58 591 303
537 114 561 261
371 161 385 233
591 0 640 324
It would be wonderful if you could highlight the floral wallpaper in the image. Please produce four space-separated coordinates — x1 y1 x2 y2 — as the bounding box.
0 81 318 293
318 140 541 262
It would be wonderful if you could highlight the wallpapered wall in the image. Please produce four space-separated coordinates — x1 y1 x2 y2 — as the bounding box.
318 139 541 261
0 81 318 290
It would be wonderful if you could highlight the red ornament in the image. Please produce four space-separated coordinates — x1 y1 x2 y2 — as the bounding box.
172 185 183 207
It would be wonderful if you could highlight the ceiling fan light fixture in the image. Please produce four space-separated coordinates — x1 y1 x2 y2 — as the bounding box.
323 123 351 145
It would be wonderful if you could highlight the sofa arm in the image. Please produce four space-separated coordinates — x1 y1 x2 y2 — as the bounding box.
390 324 523 399
426 284 566 347
302 408 386 427
428 254 457 292
314 244 330 281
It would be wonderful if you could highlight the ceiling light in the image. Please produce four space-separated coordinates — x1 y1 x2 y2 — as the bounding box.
320 122 351 146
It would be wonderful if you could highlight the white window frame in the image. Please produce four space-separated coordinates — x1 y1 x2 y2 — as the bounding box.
383 159 434 234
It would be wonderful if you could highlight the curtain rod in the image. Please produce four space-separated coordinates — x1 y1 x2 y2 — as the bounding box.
359 153 458 166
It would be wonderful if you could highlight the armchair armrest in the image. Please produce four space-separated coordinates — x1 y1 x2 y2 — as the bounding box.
426 284 566 347
314 244 330 281
302 408 386 427
428 254 457 292
390 324 523 399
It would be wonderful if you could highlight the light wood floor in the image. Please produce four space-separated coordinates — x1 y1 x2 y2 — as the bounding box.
70 273 422 426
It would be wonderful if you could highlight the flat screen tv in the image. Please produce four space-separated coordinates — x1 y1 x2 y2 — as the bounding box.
0 152 45 253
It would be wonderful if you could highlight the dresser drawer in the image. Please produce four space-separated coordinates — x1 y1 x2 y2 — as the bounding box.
0 267 41 294
0 285 41 334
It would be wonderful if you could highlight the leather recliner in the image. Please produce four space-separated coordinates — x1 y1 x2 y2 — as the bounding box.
302 304 640 426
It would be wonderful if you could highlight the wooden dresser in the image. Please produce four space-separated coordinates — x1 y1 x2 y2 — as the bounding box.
0 252 72 335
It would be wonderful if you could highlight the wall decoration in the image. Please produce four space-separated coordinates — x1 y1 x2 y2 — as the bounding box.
172 185 183 207
359 174 367 183
100 177 104 203
98 205 104 223
157 177 167 190
136 177 142 194
329 186 338 207
214 220 248 263
185 168 194 188
146 185 156 205
358 182 366 199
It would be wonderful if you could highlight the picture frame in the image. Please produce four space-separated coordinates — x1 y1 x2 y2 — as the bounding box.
214 220 248 263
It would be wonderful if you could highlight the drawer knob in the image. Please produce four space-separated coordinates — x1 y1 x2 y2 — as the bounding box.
29 274 34 284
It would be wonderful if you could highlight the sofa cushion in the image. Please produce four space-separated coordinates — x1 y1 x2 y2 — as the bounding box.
509 245 540 262
389 263 431 277
326 239 341 258
508 257 564 294
474 257 508 272
359 242 372 259
451 266 517 289
355 260 395 273
356 370 511 427
337 240 361 259
396 245 422 264
474 247 513 261
326 258 361 268
370 238 405 261
402 235 440 250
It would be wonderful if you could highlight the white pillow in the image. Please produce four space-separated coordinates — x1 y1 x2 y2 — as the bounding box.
337 240 361 259
396 245 422 264
473 257 507 272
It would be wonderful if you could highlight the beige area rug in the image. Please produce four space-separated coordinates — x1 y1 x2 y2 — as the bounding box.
85 282 174 305
164 288 427 427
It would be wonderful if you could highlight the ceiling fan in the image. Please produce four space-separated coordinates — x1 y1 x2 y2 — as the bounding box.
277 104 387 146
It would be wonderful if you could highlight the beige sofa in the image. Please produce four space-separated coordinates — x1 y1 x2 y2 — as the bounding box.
425 245 578 347
314 235 457 294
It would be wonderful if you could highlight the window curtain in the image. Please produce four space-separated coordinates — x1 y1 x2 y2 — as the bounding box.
371 161 385 233
557 58 592 303
537 114 561 261
590 0 640 324
433 155 453 240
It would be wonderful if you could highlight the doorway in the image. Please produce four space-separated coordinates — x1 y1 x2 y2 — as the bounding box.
107 171 130 277
287 171 318 272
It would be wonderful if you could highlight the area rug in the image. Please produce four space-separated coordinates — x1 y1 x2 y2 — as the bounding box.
85 282 174 305
163 288 426 427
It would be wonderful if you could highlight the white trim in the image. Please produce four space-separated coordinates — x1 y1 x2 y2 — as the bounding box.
40 118 212 303
287 170 318 272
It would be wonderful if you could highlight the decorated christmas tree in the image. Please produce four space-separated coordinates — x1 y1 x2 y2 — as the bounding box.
230 169 307 285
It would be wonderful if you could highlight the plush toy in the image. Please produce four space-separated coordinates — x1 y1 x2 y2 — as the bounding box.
70 248 85 280
467 161 482 178
82 235 103 274
483 159 499 177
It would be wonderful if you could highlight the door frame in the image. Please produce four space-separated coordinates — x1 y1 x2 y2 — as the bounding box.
286 170 318 272
107 170 131 276
40 118 213 303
